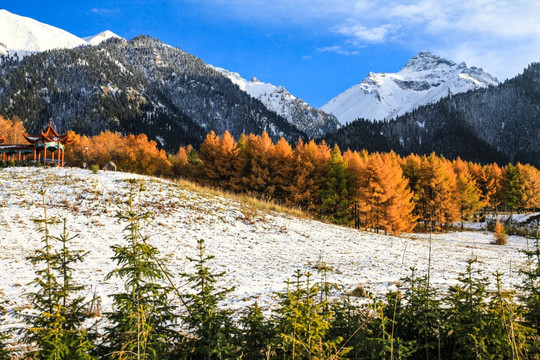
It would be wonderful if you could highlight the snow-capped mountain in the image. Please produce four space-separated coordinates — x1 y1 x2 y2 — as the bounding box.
322 51 499 124
83 30 123 45
0 9 87 56
213 66 340 137
0 9 123 57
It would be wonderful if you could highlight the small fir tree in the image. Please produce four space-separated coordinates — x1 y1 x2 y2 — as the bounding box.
274 270 348 359
0 295 11 360
24 191 95 360
394 268 442 360
178 238 237 359
443 259 492 359
327 294 367 359
237 302 276 360
0 333 9 360
102 180 177 359
486 272 533 359
520 227 540 332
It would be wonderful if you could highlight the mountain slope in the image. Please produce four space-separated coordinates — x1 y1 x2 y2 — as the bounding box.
0 167 528 316
0 36 305 151
0 9 87 56
322 52 499 124
325 62 540 167
0 11 309 148
213 66 340 137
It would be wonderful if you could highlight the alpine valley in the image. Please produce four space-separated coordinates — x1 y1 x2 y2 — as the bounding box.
1 9 539 166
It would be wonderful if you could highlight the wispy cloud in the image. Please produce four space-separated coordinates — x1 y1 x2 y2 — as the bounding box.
87 8 122 17
334 23 397 44
318 45 359 55
178 0 540 79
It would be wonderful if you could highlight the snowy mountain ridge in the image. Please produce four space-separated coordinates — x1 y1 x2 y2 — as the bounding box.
322 51 499 124
0 9 122 56
83 30 123 45
0 9 87 56
211 66 340 137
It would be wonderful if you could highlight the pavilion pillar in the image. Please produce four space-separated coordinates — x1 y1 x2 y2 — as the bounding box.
33 148 36 162
44 147 47 164
61 149 65 167
18 151 21 162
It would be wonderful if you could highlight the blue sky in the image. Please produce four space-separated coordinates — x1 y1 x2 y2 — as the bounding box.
3 1 540 108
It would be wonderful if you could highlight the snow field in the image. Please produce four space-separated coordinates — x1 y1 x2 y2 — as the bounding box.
0 167 531 324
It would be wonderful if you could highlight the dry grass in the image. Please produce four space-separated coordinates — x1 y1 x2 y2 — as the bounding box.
173 178 309 219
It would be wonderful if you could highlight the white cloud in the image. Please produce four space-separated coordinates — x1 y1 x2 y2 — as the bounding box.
87 8 122 17
330 0 540 79
318 45 360 55
181 0 540 79
335 23 397 43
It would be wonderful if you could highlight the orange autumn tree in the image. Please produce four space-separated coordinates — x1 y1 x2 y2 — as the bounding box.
0 115 27 145
63 131 91 166
379 152 417 234
357 152 416 235
414 153 460 230
518 163 540 210
232 132 275 196
64 131 171 176
198 131 239 190
169 146 190 178
288 139 331 214
170 145 200 179
454 158 487 228
468 162 501 216
269 137 295 203
122 133 172 176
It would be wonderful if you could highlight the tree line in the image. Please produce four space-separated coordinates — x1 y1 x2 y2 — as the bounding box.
178 132 540 235
2 116 540 235
1 181 540 359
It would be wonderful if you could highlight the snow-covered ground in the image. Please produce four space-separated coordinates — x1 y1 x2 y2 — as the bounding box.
0 167 532 323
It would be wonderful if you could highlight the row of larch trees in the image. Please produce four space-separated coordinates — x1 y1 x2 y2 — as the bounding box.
3 114 539 234
173 131 540 235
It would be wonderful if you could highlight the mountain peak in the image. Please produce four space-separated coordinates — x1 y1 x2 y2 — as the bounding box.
322 52 499 124
403 51 456 72
83 30 123 45
0 9 87 55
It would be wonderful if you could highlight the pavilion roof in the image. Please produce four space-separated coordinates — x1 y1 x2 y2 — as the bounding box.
23 122 74 145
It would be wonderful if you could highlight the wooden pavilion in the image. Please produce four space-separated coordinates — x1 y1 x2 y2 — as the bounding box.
0 122 74 167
